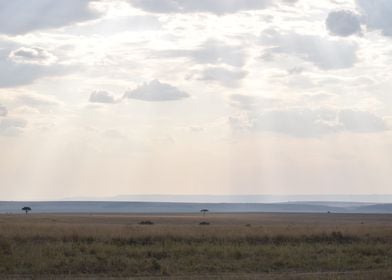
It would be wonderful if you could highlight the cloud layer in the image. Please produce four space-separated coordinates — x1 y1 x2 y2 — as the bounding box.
130 0 273 15
9 47 57 65
356 0 392 36
199 67 247 87
0 0 99 35
0 105 7 117
261 30 358 70
0 118 27 136
232 108 388 137
124 80 189 101
89 91 116 104
0 48 68 88
161 40 246 67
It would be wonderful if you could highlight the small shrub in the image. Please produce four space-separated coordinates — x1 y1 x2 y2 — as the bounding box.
199 221 210 226
139 221 154 225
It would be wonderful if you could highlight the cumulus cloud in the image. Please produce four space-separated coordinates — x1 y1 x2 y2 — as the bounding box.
0 118 27 136
124 80 189 101
130 0 273 15
0 0 99 35
231 108 388 137
198 67 247 87
356 0 392 36
326 10 362 37
0 49 69 88
89 91 116 104
0 105 7 117
160 40 246 67
260 30 358 70
9 47 57 65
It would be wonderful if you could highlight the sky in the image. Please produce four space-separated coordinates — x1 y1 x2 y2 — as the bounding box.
0 0 392 200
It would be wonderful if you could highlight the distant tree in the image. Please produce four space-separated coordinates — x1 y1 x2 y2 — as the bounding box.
200 209 209 216
22 206 31 215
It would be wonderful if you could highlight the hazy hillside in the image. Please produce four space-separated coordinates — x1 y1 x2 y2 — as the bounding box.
1 201 392 214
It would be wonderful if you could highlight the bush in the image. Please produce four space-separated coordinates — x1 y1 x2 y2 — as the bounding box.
139 221 154 225
199 221 210 226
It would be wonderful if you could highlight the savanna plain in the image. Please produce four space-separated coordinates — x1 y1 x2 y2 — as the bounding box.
1 213 392 279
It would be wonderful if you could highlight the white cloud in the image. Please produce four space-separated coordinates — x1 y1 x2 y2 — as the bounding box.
160 40 247 67
0 105 7 117
0 49 69 88
66 15 161 35
231 108 388 137
326 10 362 37
130 0 274 15
198 67 247 87
15 94 61 108
230 94 280 111
260 30 358 70
0 0 100 35
252 109 339 137
356 0 392 36
9 47 57 65
89 91 116 104
0 117 27 136
339 110 387 133
124 80 189 101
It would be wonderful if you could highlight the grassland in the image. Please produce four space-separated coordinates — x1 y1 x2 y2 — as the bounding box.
1 213 392 279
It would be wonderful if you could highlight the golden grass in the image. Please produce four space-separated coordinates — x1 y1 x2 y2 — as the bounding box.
1 213 392 278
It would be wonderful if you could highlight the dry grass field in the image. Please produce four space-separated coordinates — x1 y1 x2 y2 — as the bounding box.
1 213 392 279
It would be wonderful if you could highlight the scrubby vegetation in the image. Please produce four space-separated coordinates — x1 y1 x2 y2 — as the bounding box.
138 220 154 225
1 213 392 278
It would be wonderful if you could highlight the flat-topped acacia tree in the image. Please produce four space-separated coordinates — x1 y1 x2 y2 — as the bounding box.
22 206 31 215
200 209 209 216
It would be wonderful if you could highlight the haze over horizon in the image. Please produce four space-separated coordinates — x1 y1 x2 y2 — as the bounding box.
1 0 392 201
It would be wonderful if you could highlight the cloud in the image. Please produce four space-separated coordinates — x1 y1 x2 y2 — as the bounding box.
326 10 362 37
231 108 388 137
67 15 161 35
252 109 339 137
198 67 247 87
124 80 189 102
15 94 61 108
0 48 69 88
9 47 57 65
260 30 358 70
230 94 258 111
0 0 100 35
130 0 274 15
356 0 392 36
161 40 246 67
102 129 126 139
89 91 116 104
0 105 7 117
229 94 282 111
0 118 27 136
339 110 387 133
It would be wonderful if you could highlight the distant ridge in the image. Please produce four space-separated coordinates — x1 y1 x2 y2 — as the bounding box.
61 194 392 204
2 201 392 214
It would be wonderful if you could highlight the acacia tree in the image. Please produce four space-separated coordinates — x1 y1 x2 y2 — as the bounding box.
22 206 31 215
200 209 209 216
